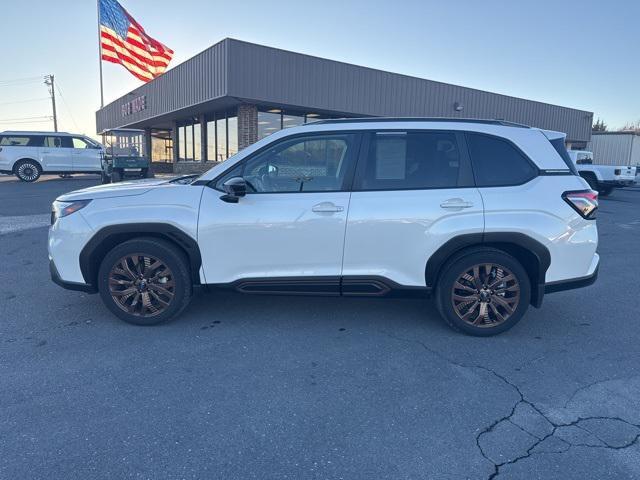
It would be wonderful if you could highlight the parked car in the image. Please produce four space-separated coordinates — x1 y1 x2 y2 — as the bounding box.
0 131 103 182
49 118 599 336
568 150 636 196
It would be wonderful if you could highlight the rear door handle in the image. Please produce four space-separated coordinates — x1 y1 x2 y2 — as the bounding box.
312 202 344 213
440 198 474 209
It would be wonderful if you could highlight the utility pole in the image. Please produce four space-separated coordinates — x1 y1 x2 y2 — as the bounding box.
44 75 58 132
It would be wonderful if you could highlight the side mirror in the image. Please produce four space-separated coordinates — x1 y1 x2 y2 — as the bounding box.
220 177 247 203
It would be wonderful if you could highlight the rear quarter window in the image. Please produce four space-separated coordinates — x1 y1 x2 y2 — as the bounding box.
0 135 44 147
466 133 537 187
550 138 579 174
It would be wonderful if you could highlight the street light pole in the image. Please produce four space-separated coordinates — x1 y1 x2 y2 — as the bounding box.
44 74 58 132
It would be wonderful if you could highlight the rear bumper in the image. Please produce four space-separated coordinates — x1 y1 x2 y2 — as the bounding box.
50 259 96 293
544 254 599 294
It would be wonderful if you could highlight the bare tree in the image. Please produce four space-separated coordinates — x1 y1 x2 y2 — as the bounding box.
619 120 640 132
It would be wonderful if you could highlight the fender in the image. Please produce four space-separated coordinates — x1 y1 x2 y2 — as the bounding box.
425 232 551 308
79 223 202 288
13 157 42 173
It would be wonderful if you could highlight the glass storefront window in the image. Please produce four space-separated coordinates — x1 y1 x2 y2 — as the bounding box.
282 112 305 129
216 117 227 162
194 123 201 162
227 116 238 157
178 126 186 162
258 111 281 139
207 119 216 161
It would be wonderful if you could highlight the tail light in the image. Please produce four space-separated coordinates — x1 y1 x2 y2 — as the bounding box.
562 190 598 219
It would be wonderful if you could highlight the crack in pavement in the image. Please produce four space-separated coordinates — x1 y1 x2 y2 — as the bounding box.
383 332 640 479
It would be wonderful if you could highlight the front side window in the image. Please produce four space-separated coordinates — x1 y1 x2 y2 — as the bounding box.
355 131 468 190
44 136 66 148
466 133 537 187
223 134 357 193
72 137 91 149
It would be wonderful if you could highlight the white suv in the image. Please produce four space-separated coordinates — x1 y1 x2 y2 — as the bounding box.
48 119 599 335
0 131 103 182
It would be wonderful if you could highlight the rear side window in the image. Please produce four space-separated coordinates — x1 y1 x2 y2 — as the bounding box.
355 131 472 190
466 133 537 187
0 135 43 147
549 138 579 174
44 136 73 148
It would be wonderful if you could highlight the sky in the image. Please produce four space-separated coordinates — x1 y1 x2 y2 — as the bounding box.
0 0 637 137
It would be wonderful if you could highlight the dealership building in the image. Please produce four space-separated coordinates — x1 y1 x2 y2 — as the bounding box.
96 38 594 174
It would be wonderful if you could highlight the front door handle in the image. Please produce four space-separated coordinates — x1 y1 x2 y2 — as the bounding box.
440 198 474 209
312 202 344 213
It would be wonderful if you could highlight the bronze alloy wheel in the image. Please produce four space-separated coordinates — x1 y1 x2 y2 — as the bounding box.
451 263 520 328
108 254 175 317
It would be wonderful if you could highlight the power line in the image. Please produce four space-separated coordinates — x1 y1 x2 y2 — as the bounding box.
0 76 42 84
55 84 79 132
0 115 52 122
0 97 49 107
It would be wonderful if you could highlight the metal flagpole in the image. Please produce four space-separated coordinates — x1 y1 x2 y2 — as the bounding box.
97 0 104 108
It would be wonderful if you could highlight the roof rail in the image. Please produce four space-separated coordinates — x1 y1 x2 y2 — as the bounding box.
304 117 531 128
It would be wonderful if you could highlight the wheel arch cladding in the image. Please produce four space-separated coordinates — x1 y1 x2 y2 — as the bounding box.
425 233 551 308
14 158 42 173
79 224 202 288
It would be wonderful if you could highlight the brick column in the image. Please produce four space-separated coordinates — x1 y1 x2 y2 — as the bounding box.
199 114 207 162
237 104 258 150
171 121 179 164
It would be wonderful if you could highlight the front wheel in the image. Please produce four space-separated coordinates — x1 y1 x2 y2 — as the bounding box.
111 169 122 183
97 238 193 325
100 170 111 184
436 248 531 336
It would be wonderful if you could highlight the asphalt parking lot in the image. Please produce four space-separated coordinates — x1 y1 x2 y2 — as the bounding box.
1 174 640 479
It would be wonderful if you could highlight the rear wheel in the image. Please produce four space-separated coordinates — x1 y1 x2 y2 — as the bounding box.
436 248 531 336
111 169 122 183
98 238 193 325
100 170 111 184
15 160 41 182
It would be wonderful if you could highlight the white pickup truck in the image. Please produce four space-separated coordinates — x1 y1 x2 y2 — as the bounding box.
568 150 636 196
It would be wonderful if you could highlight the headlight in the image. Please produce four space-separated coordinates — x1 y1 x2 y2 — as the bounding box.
51 199 91 224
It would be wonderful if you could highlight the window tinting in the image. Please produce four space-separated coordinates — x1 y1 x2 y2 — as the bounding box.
356 131 465 190
466 133 537 187
240 134 356 193
0 135 43 147
549 137 578 175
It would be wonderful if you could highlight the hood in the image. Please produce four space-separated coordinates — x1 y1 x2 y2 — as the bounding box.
56 176 193 201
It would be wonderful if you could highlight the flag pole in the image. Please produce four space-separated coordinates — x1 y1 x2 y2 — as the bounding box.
97 0 104 108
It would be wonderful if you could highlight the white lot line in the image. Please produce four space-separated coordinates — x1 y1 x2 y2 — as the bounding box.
0 214 51 235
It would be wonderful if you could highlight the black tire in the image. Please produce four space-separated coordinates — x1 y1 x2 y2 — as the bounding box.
97 237 193 326
581 174 598 191
100 171 111 184
435 247 531 336
599 186 614 197
14 159 42 182
111 169 122 183
142 168 154 178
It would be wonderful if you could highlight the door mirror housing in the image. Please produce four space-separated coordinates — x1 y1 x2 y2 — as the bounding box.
220 177 247 203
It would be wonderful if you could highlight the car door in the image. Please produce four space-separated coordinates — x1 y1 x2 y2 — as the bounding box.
40 135 73 171
342 130 484 289
70 136 102 172
197 132 361 291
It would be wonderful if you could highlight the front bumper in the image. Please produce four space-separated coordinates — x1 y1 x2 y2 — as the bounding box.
49 259 96 293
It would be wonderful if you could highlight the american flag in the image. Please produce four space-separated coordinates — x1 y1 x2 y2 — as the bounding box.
99 0 174 82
